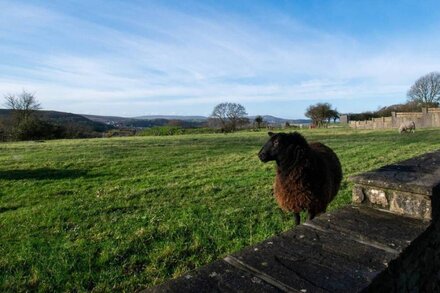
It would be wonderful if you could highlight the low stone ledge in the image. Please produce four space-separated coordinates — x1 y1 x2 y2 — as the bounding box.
147 259 282 292
352 185 432 220
147 206 428 292
364 207 440 292
350 150 440 220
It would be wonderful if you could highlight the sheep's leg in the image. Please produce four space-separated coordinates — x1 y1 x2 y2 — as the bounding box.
308 211 316 221
294 213 300 226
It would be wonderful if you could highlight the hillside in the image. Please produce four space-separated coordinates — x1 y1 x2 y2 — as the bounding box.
0 109 113 132
82 114 205 128
81 114 134 125
133 115 207 121
89 113 310 126
248 115 310 125
0 110 309 132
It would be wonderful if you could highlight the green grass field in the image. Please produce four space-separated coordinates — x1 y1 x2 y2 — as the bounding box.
1 128 440 291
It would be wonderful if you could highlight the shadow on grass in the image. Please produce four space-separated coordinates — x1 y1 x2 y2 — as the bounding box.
0 205 21 213
0 168 91 180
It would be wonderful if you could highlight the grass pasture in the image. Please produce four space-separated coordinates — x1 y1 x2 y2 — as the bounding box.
1 128 440 291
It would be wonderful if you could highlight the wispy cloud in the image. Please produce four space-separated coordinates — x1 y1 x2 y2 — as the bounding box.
1 1 440 117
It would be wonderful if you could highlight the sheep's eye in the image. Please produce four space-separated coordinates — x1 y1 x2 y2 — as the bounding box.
273 140 279 147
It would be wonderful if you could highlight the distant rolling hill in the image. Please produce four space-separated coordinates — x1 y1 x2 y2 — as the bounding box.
133 115 207 121
248 115 310 125
0 109 113 132
83 114 207 126
82 114 205 128
0 109 309 131
81 114 136 127
84 113 310 127
81 114 134 124
132 114 310 124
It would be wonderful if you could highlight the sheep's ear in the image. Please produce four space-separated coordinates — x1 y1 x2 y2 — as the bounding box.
268 132 274 137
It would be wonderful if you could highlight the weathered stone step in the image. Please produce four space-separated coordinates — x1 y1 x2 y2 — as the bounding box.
305 205 428 253
350 150 440 220
148 259 283 293
148 206 428 292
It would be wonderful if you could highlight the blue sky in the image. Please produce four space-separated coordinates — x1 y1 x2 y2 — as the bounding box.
1 1 440 118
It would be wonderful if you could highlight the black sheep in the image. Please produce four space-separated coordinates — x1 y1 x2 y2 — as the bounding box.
258 131 342 225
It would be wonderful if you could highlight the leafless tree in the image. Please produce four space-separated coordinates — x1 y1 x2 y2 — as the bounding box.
211 103 229 129
407 72 440 107
4 91 41 123
210 102 247 131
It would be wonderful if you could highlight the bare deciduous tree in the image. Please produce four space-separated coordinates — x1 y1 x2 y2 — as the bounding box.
211 103 229 129
210 102 248 131
4 91 41 123
3 91 43 140
407 72 440 107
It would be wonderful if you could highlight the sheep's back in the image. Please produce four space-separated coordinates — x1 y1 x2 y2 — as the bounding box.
309 142 343 204
273 142 342 213
399 121 415 130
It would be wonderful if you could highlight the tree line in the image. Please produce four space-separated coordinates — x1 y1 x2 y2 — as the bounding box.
347 71 440 121
306 71 440 124
2 71 439 140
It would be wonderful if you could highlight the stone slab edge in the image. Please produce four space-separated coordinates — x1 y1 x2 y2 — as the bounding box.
352 184 432 220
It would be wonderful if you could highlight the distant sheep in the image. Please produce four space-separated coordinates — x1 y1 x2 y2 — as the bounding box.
258 132 342 225
399 121 416 134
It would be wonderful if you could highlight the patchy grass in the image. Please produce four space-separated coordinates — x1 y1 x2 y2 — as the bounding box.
1 128 440 291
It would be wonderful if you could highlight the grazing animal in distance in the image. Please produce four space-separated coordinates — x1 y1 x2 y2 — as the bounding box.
399 121 416 134
258 132 342 225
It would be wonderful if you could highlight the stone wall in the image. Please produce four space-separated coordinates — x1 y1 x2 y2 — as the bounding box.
346 107 440 130
364 213 440 292
352 150 440 291
350 150 440 221
352 185 432 220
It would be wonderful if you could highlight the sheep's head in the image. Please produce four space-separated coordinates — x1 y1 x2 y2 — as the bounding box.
258 132 309 165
